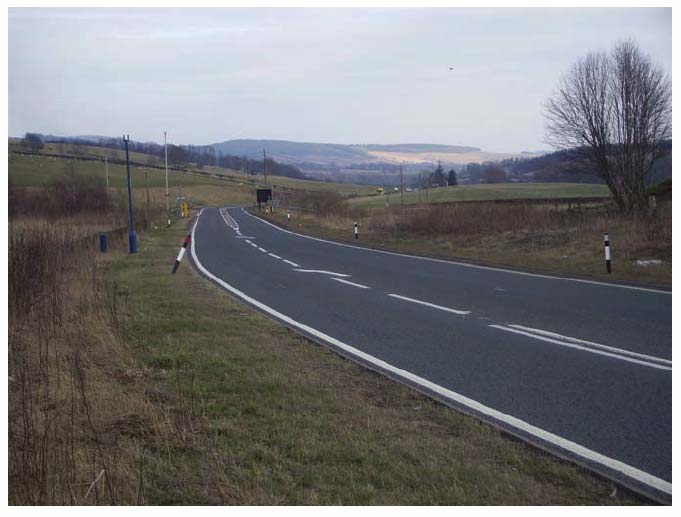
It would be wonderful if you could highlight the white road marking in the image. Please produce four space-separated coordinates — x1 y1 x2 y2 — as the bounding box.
258 247 268 253
219 207 240 232
245 240 252 244
236 236 254 239
242 209 670 295
293 269 350 277
268 253 282 259
508 324 672 367
490 325 671 371
249 243 258 248
191 209 672 498
283 260 300 267
388 293 470 316
331 278 370 289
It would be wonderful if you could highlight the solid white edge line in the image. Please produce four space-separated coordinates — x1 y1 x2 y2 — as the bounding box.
268 253 282 259
258 247 268 253
388 293 470 316
293 269 350 277
191 209 671 497
282 260 300 267
241 208 670 295
508 324 672 366
490 325 671 371
331 278 370 289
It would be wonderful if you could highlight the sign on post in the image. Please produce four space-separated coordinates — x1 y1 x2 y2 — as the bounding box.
256 188 272 211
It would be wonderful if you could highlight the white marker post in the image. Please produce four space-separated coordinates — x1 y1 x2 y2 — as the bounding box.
287 210 291 223
604 233 612 273
354 221 359 240
171 233 191 274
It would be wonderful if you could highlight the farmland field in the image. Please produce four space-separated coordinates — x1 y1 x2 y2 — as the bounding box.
349 182 611 208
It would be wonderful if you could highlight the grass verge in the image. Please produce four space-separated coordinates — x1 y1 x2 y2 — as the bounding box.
259 202 671 286
100 215 642 504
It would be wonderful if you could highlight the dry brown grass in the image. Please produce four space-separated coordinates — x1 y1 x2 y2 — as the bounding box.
8 178 170 504
270 198 671 285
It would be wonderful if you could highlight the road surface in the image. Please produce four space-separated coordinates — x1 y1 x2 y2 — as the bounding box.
189 206 672 502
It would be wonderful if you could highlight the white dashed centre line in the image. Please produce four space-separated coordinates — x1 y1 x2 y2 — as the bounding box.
293 269 350 277
387 294 470 316
331 278 370 289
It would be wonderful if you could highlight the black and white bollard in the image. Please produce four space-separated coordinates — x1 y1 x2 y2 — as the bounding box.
171 233 191 274
604 233 612 273
354 221 359 240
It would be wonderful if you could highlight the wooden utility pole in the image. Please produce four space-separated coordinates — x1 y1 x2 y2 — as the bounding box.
426 174 430 202
418 173 422 203
104 156 110 193
400 164 404 215
263 149 268 188
164 131 170 226
144 170 150 226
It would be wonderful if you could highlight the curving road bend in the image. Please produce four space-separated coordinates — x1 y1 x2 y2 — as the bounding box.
189 206 672 503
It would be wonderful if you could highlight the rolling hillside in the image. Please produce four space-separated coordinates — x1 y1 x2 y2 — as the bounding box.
210 139 524 167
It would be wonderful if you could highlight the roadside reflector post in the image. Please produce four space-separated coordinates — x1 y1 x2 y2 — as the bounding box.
604 233 612 273
354 221 359 240
171 233 192 274
287 210 291 223
99 233 108 253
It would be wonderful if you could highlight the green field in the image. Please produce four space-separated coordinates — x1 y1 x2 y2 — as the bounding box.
8 144 378 198
350 182 611 208
8 153 217 189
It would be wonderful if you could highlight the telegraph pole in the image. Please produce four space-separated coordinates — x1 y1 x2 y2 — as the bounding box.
104 156 109 193
400 163 404 216
418 173 422 203
263 149 268 188
164 131 170 226
123 135 137 254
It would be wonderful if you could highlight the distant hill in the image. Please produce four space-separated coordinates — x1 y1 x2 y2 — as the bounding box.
210 139 370 164
460 140 672 185
210 139 517 167
361 143 480 154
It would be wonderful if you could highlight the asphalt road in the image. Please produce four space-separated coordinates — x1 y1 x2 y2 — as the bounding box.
190 206 672 502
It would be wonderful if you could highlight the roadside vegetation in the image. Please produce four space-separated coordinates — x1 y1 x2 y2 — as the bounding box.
267 189 671 286
8 150 644 504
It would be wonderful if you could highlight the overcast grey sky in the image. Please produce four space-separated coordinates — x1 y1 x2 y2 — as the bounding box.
9 7 671 153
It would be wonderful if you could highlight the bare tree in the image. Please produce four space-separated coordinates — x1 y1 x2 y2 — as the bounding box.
544 40 671 211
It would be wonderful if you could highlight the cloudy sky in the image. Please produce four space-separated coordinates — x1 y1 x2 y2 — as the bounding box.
8 7 671 153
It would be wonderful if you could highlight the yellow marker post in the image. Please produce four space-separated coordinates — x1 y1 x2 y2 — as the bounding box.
181 201 189 218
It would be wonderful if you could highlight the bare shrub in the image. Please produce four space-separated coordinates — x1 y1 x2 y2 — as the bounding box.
285 190 367 219
370 204 568 237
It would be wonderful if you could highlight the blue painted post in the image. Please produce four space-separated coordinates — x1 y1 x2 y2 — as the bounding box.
99 233 108 253
123 135 137 254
